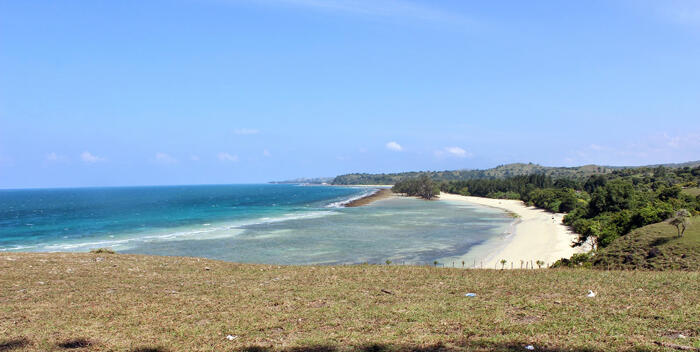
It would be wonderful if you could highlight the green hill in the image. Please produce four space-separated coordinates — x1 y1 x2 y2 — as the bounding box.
591 216 700 270
331 161 700 185
331 163 616 185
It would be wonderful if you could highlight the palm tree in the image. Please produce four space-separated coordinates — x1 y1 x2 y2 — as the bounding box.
536 260 544 269
500 259 507 270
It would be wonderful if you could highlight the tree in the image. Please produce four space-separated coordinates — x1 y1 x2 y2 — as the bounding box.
392 175 440 200
500 259 507 270
536 260 544 269
669 209 691 237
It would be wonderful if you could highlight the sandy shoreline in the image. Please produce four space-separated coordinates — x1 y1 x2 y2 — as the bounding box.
438 193 586 268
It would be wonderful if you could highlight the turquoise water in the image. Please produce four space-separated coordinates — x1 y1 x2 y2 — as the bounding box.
0 185 512 265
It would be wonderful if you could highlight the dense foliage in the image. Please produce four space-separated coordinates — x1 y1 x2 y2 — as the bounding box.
440 166 700 249
391 175 440 200
330 161 700 185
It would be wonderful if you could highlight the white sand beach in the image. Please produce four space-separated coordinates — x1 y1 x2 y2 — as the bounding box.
439 193 587 268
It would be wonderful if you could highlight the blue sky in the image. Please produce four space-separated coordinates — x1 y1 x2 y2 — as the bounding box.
1 0 699 188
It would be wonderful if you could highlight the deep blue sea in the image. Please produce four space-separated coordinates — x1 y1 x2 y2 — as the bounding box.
0 184 512 265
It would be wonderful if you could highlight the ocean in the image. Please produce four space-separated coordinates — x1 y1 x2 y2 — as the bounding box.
0 184 512 265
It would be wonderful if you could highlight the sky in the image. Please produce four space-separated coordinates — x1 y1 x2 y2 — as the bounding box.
1 0 699 188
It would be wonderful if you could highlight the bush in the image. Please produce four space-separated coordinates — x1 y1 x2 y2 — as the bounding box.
551 252 592 268
90 248 116 254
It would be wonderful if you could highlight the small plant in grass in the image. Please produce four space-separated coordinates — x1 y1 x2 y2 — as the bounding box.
461 260 465 268
500 259 507 270
385 260 391 265
433 260 438 267
536 260 544 269
90 248 115 254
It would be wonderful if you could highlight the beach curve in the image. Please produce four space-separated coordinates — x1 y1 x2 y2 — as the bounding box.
438 193 587 268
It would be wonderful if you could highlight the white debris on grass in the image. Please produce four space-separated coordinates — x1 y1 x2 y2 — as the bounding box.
587 290 596 298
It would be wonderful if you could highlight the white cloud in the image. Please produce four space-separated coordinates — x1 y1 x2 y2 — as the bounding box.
263 149 271 157
435 146 472 158
80 151 105 163
218 152 239 162
45 152 68 163
385 141 403 151
154 152 178 165
445 146 470 158
234 128 260 135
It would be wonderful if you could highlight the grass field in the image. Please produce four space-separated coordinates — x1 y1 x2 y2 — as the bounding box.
682 188 700 197
593 217 700 270
1 253 698 351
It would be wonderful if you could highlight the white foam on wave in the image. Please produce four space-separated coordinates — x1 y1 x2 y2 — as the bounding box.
41 237 133 251
0 244 38 252
3 210 340 253
244 210 338 224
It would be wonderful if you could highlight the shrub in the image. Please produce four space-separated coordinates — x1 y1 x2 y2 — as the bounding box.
90 248 116 254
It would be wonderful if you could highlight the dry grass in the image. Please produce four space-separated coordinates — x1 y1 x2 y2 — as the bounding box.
1 253 698 351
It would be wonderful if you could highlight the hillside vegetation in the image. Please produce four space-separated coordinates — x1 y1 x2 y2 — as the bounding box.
332 163 615 185
331 161 700 185
589 216 700 270
1 252 699 351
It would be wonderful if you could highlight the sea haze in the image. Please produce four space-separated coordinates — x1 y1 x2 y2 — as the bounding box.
0 184 511 265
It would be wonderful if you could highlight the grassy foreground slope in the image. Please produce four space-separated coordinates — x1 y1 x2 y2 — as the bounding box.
591 217 700 270
1 253 699 351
